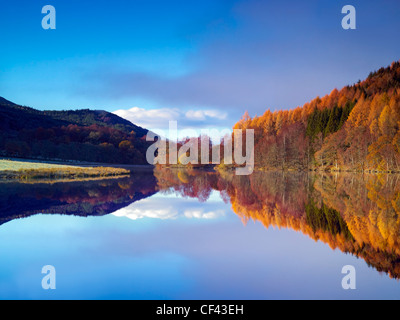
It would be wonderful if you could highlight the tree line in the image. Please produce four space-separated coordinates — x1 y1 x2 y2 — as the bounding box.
233 60 400 172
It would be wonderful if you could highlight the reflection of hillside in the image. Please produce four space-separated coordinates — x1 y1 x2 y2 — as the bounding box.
0 172 157 225
154 168 221 202
155 168 400 279
312 174 400 278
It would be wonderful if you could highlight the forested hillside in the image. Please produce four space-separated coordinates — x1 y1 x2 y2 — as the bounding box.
0 98 151 164
234 60 400 172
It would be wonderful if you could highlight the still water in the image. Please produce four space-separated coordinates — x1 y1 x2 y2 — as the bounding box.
0 169 400 299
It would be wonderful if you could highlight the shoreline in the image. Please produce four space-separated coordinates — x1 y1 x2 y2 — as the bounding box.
0 167 131 181
0 159 136 181
0 157 155 170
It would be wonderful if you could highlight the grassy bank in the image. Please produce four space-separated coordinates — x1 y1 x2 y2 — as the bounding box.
0 159 130 180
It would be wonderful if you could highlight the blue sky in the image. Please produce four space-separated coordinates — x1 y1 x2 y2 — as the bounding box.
1 0 400 131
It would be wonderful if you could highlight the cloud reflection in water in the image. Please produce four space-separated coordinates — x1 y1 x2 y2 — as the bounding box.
111 191 227 221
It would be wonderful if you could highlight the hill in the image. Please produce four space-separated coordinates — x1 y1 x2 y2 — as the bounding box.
0 98 151 165
233 60 400 172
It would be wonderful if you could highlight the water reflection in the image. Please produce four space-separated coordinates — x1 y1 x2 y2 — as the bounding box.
0 172 157 224
2 168 400 280
154 168 400 279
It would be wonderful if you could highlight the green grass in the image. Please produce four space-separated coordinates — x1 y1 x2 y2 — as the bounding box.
0 159 130 180
0 159 85 171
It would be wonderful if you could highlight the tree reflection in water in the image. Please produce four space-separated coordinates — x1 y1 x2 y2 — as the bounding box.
155 168 400 279
0 172 157 224
2 167 400 279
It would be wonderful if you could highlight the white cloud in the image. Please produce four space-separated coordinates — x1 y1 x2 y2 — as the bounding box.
184 209 225 219
112 206 179 220
113 106 230 136
185 110 227 121
113 107 180 129
111 195 226 221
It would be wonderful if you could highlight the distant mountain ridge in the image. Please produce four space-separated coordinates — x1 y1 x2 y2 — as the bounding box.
0 98 151 165
0 97 148 136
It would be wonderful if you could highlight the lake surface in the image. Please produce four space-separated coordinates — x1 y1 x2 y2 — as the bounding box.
1 169 400 300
